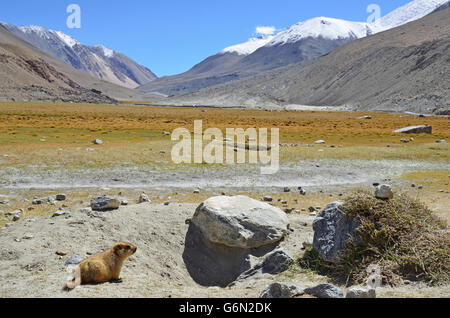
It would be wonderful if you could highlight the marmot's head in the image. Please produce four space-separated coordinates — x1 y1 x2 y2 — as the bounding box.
113 242 137 258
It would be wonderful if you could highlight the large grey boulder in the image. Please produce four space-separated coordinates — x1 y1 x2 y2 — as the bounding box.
90 196 121 211
304 283 344 298
192 195 289 248
312 202 360 262
260 283 304 298
393 125 432 134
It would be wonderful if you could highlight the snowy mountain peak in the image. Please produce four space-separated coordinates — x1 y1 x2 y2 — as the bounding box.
267 17 370 46
16 25 80 48
18 25 50 38
371 0 449 32
54 31 79 48
95 44 115 58
220 35 275 55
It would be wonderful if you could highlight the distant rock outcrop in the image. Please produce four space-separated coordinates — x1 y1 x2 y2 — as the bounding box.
393 125 432 134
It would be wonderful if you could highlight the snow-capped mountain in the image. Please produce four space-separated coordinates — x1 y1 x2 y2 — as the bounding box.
219 35 275 55
371 0 449 32
267 17 371 46
0 23 157 88
139 0 448 96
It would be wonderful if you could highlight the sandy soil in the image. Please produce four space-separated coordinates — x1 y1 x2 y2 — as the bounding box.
0 200 448 298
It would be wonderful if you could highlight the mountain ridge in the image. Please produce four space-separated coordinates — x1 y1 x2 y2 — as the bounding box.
0 22 157 89
138 0 448 96
161 7 450 115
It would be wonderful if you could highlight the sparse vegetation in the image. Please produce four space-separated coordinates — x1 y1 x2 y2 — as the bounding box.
299 191 449 286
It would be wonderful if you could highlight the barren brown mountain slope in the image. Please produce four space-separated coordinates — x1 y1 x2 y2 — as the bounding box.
165 8 450 114
0 25 154 102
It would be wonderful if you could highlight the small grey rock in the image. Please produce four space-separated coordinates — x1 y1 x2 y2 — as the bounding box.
375 184 394 200
91 196 121 211
260 283 304 298
304 283 344 298
346 287 376 298
52 211 66 217
65 256 83 266
56 194 66 201
138 193 151 203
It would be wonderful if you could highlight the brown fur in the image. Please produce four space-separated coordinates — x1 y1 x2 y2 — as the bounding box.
63 242 137 291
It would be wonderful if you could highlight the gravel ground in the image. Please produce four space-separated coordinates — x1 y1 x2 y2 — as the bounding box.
1 159 448 190
0 201 448 298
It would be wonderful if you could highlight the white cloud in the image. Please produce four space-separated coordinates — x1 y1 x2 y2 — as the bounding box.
255 26 276 36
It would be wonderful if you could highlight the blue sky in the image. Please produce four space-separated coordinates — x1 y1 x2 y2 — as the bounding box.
1 0 412 77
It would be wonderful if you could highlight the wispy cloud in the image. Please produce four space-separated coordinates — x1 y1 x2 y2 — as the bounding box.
255 26 276 36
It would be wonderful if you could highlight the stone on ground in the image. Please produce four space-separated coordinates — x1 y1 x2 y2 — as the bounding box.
260 283 304 298
312 201 360 262
375 184 394 200
393 125 432 134
346 287 376 298
90 196 121 211
304 283 344 298
192 195 289 249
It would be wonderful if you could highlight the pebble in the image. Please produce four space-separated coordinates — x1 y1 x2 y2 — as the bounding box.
139 193 151 203
93 139 103 145
193 189 200 194
56 249 68 256
52 211 66 217
23 234 34 240
13 215 20 221
56 194 66 201
65 256 83 266
164 202 170 206
263 196 273 202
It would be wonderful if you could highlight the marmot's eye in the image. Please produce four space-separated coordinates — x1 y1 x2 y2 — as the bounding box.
126 246 130 249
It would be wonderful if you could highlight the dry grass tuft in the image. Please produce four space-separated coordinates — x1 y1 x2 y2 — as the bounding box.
300 191 449 286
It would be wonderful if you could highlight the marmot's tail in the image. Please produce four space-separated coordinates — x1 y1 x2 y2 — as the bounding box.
62 265 81 292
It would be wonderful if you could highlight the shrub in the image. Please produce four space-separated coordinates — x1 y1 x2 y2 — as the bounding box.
299 191 449 286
